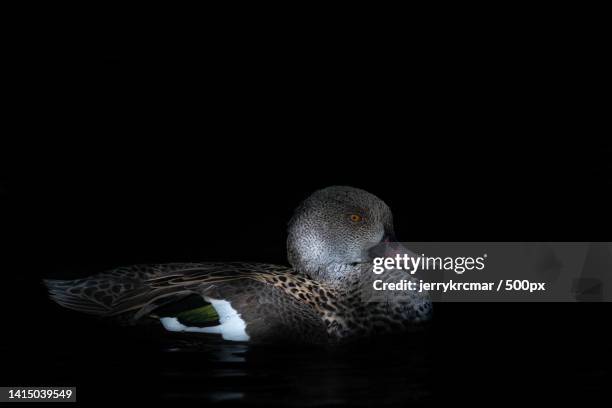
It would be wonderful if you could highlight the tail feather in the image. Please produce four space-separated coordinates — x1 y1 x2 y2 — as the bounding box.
44 279 112 316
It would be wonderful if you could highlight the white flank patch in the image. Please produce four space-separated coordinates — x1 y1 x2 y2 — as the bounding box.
160 297 250 342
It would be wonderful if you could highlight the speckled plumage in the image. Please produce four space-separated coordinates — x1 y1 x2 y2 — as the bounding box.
45 186 432 344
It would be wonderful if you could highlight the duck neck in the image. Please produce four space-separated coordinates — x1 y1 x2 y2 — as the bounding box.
302 263 370 291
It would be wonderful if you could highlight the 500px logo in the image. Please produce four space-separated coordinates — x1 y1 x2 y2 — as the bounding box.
372 254 488 275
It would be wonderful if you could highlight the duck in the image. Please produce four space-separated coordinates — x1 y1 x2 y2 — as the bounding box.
44 186 432 344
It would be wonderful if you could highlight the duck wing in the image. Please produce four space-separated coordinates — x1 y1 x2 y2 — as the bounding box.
44 262 328 343
44 262 286 319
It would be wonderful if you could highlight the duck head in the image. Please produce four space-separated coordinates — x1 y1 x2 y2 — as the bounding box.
287 186 398 285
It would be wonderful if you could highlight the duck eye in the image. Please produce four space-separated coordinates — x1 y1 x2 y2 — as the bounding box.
349 214 363 223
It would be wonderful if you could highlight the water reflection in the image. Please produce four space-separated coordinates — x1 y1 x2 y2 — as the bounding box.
148 333 432 405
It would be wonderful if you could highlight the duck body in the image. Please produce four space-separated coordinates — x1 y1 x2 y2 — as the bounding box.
45 261 431 345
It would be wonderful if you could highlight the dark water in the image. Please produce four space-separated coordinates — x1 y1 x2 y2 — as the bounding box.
1 302 609 406
1 323 432 405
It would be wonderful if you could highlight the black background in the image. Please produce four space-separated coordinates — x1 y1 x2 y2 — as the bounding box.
1 17 610 406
